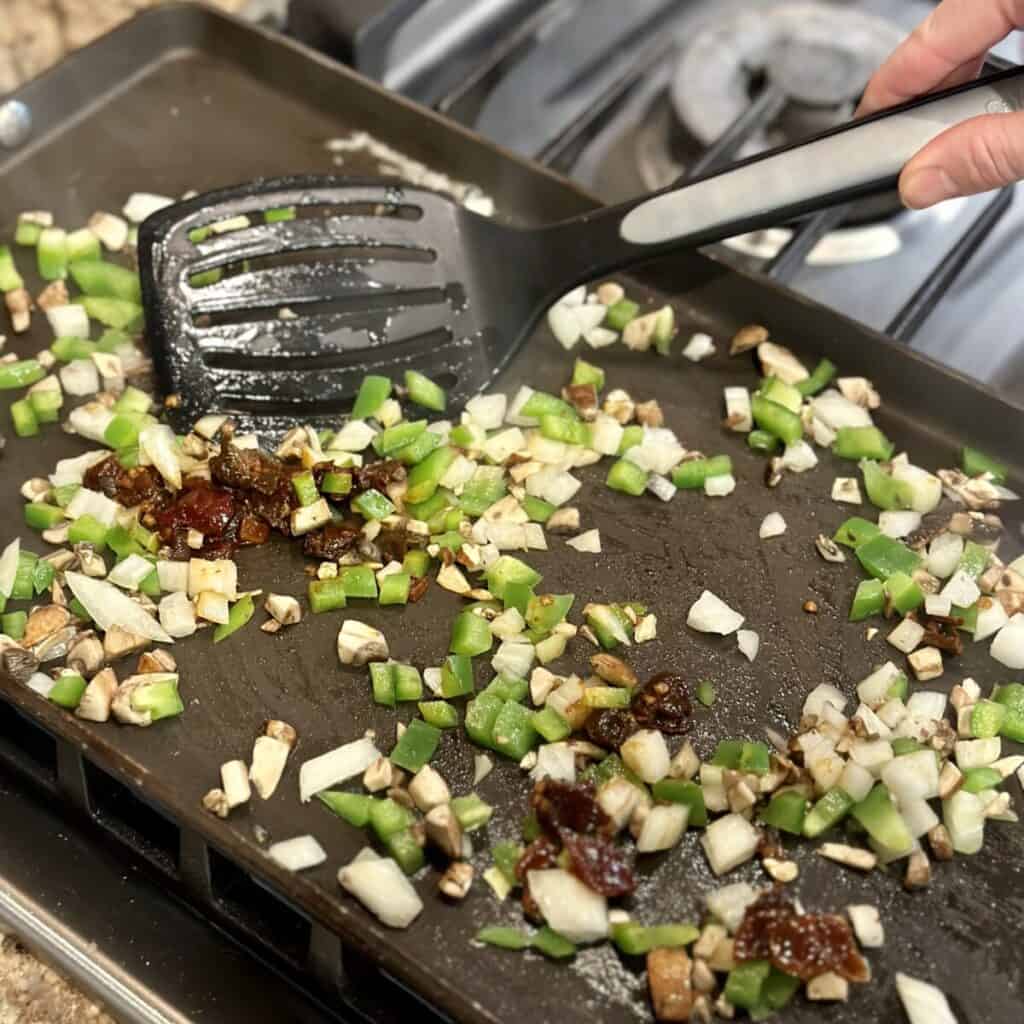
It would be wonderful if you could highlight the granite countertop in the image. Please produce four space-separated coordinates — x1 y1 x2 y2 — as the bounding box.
1 2 241 1019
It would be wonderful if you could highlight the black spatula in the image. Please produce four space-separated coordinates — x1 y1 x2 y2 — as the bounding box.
138 67 1024 435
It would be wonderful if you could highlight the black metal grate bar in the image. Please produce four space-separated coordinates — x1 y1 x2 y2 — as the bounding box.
682 85 787 182
766 206 850 283
538 37 677 171
886 186 1015 342
435 1 568 120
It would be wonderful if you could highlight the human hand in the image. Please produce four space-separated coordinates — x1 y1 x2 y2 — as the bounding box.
856 0 1024 209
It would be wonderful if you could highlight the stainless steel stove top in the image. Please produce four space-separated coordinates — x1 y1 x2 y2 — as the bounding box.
289 0 1024 402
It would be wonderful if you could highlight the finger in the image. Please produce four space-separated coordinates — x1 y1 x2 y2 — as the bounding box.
856 0 1024 116
899 110 1024 208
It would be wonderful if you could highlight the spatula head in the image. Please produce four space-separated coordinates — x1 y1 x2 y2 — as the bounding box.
137 176 535 436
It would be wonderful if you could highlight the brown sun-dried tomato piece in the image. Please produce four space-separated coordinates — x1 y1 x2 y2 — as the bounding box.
734 888 797 963
352 459 405 494
155 486 237 539
302 522 361 561
560 830 636 898
631 672 693 734
768 913 869 983
238 514 271 546
408 576 430 603
515 836 560 921
585 707 639 750
531 779 609 838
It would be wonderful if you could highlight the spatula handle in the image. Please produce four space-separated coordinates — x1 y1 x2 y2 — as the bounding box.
555 64 1024 270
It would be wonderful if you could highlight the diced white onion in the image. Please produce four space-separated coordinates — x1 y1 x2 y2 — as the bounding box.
328 419 376 452
881 749 939 802
122 192 174 222
636 804 688 853
687 590 744 635
839 761 874 802
544 303 585 352
890 462 943 514
66 486 119 528
780 440 818 473
759 512 786 539
621 729 670 783
704 473 736 497
878 510 921 538
573 303 607 335
188 558 237 599
906 690 946 721
139 424 182 490
68 402 114 443
955 737 1001 770
505 386 537 426
49 450 108 486
557 286 586 308
990 613 1024 669
159 591 197 638
107 553 156 590
566 529 601 553
706 882 759 933
701 813 760 876
0 539 19 598
810 389 873 429
26 672 55 697
804 683 847 718
491 640 535 679
589 414 623 456
59 358 99 397
900 798 939 838
924 594 951 618
943 790 985 855
625 440 685 476
887 618 925 654
682 333 715 362
974 598 1008 642
156 560 189 593
646 474 676 502
299 737 379 802
895 973 958 1024
736 629 759 662
65 571 172 643
723 386 752 431
584 326 618 349
926 533 964 579
525 467 580 507
269 835 327 871
855 661 901 705
532 743 576 784
46 303 89 339
465 394 507 431
338 851 423 928
527 869 608 943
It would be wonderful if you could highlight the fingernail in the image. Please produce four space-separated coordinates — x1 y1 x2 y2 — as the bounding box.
901 167 958 209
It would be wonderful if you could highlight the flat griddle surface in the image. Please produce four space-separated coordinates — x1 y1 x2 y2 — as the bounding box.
1 7 1023 1023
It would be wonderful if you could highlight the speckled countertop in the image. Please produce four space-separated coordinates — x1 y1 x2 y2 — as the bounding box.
1 3 241 1020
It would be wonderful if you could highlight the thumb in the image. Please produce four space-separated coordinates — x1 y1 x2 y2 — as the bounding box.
900 111 1024 209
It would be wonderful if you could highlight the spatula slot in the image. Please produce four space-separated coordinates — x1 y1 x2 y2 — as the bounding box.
185 202 424 243
193 286 449 329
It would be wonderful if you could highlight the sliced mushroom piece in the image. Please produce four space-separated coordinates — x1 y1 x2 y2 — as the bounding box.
730 324 768 356
136 648 175 676
202 788 230 819
265 593 302 625
815 534 846 564
408 765 451 812
33 625 77 663
590 653 637 687
647 948 693 1022
265 719 297 748
66 632 104 677
221 760 252 809
0 641 39 683
75 667 118 723
424 803 464 859
757 341 808 385
111 680 152 726
24 605 73 648
438 861 474 900
103 625 150 662
250 735 291 799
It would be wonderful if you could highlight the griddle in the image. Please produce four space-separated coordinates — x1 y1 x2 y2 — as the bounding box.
0 6 1022 1023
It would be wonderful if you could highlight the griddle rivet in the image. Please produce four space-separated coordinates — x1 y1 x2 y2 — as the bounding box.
0 100 31 148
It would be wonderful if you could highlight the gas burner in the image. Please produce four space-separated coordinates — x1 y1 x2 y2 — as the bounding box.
669 3 904 151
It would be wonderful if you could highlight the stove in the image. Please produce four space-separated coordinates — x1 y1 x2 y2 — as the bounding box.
289 0 1024 399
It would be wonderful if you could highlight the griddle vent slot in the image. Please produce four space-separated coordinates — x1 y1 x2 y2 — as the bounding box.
0 702 57 787
208 846 313 970
83 760 180 877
